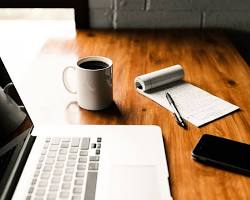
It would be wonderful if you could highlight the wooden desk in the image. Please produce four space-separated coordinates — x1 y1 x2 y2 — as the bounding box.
5 27 250 199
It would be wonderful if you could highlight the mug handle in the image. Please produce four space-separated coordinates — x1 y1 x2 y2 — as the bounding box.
3 82 15 94
62 66 77 94
3 82 26 113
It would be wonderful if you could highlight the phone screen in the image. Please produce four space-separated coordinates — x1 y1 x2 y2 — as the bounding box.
192 134 250 173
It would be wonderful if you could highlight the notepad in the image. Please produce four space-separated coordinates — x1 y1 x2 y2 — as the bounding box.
134 65 239 127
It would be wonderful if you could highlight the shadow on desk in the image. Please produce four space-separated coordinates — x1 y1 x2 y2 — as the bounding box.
92 102 123 118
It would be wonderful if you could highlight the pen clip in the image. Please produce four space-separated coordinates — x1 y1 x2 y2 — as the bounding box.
166 92 174 104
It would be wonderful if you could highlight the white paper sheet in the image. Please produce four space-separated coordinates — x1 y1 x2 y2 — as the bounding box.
135 65 239 127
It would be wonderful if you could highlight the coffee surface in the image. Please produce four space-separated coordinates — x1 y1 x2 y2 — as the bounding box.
79 61 109 70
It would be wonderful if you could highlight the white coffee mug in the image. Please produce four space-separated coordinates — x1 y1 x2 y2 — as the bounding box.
63 56 113 110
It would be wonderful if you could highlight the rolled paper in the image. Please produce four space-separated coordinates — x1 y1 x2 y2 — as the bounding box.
134 65 184 92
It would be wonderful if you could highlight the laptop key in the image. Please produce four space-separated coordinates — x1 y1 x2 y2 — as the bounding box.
39 155 45 162
41 172 50 179
34 170 40 177
51 138 60 145
60 191 70 198
81 138 90 150
84 172 98 200
75 179 84 185
62 183 71 190
61 142 69 148
43 165 52 172
31 179 37 185
68 154 77 160
41 149 47 155
67 160 76 167
89 156 99 161
51 177 61 183
47 151 56 158
53 169 63 176
76 172 85 177
49 184 59 191
55 162 64 168
73 187 82 194
70 147 78 153
35 189 45 196
71 138 80 147
28 187 34 194
57 155 66 161
36 163 42 169
45 158 55 165
49 145 59 151
88 163 99 170
38 181 48 187
96 149 100 155
77 164 86 170
59 149 67 155
43 143 49 149
79 157 87 163
63 175 73 182
65 167 74 174
80 151 88 156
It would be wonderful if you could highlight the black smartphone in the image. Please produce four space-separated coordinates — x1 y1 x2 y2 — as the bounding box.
192 134 250 176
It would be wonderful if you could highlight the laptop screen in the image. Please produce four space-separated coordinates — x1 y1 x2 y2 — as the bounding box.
0 57 33 196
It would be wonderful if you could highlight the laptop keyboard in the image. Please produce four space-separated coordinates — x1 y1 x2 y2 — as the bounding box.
26 137 102 200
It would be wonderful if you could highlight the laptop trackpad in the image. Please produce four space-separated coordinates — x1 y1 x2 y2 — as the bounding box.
109 165 161 200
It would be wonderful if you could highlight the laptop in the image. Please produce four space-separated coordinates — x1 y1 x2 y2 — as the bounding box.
0 58 172 200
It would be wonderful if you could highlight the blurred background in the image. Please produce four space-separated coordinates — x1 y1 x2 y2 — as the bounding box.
0 0 250 65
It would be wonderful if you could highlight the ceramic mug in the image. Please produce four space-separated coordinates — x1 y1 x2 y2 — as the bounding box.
0 83 26 136
62 56 113 110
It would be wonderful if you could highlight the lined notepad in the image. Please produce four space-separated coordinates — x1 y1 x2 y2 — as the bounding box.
134 65 239 127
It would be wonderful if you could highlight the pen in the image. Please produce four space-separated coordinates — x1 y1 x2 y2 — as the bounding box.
166 92 186 128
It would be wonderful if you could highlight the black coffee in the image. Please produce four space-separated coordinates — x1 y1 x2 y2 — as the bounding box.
79 61 109 70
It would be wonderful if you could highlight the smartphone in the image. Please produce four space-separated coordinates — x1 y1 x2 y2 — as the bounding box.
192 134 250 176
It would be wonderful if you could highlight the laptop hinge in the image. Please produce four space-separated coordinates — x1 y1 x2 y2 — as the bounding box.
1 128 36 200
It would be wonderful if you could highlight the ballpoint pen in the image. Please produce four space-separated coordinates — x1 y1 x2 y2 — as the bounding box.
166 92 186 128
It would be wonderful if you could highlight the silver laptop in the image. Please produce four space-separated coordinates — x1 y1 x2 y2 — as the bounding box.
0 58 172 200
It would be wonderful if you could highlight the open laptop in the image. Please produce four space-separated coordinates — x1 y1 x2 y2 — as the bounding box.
0 58 172 200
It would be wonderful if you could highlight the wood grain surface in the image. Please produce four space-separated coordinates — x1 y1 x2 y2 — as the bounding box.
6 27 250 199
